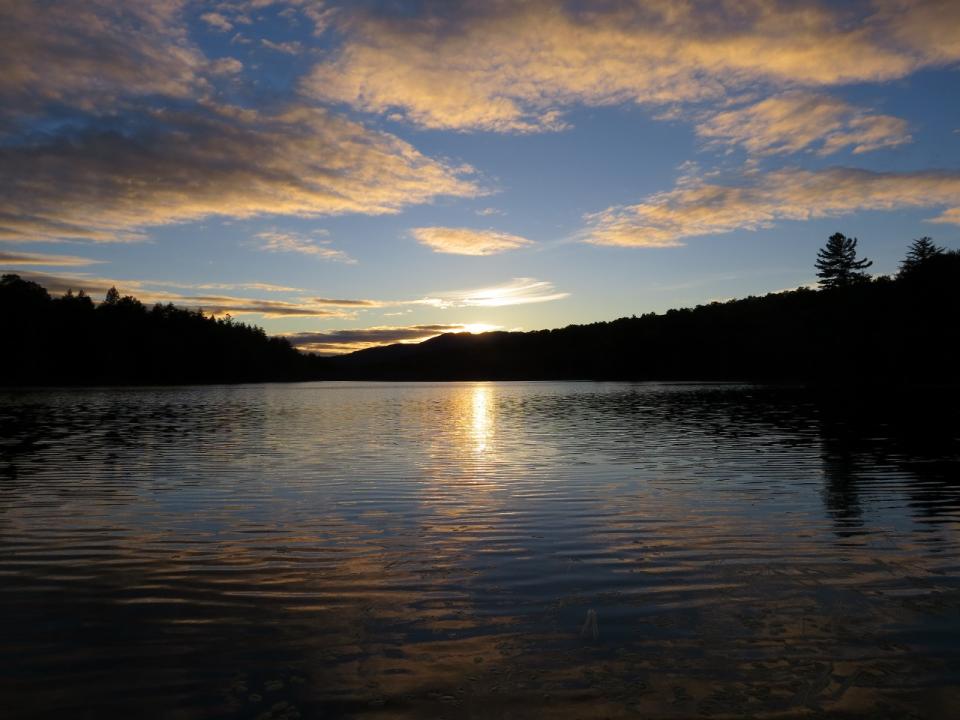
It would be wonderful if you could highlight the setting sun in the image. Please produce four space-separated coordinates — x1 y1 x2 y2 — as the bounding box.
458 323 500 335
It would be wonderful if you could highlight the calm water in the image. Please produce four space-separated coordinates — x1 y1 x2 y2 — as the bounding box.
2 382 959 719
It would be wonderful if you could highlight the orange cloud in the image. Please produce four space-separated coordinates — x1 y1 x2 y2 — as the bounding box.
0 251 103 267
303 0 960 132
585 167 960 247
697 92 911 156
929 208 960 225
411 227 533 256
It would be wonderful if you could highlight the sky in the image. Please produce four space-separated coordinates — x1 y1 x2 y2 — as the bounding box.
1 0 959 354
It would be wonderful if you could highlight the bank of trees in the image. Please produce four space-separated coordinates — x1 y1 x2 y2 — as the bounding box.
0 276 327 384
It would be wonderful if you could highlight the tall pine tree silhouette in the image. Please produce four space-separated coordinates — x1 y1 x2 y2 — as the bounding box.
898 236 943 277
815 233 872 289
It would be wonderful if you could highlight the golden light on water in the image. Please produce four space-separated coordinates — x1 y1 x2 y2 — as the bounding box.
470 384 493 454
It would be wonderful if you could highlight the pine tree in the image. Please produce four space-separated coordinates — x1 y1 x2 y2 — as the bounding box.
815 233 873 289
898 236 943 276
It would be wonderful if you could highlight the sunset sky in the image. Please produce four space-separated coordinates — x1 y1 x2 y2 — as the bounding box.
2 0 959 353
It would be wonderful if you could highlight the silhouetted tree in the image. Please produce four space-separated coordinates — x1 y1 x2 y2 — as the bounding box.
899 236 943 277
1 273 50 306
815 233 873 289
103 286 121 305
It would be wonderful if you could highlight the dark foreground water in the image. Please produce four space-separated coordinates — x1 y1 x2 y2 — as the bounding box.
1 382 959 719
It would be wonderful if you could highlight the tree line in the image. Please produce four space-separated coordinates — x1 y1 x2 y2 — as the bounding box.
1 234 957 385
329 235 960 383
0 278 328 384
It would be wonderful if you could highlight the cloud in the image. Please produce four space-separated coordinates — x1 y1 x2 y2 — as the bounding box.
1 271 124 297
697 92 911 156
208 57 244 75
4 271 356 317
0 104 480 243
286 323 497 354
0 0 205 124
929 208 960 225
302 0 960 132
311 297 382 307
211 0 336 36
200 12 234 32
261 38 303 54
584 167 960 247
1 1 482 244
256 231 356 263
156 280 304 293
418 277 568 308
0 251 103 267
411 227 533 255
159 295 350 317
159 294 351 317
6 269 568 320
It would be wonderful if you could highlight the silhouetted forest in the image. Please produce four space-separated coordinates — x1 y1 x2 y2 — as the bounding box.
0 277 329 385
330 240 960 383
2 236 958 385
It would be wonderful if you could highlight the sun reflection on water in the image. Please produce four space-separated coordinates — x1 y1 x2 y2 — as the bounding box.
470 383 493 454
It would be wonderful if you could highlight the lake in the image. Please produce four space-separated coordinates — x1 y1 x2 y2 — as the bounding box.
2 382 959 718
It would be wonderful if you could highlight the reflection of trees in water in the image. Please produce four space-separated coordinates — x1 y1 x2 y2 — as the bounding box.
815 391 960 535
818 421 866 535
529 384 960 535
0 387 270 531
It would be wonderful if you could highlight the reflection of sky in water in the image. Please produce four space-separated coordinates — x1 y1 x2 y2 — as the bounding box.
1 382 959 718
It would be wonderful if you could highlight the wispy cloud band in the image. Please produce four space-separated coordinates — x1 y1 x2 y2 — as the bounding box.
411 227 533 255
585 167 960 247
696 92 911 156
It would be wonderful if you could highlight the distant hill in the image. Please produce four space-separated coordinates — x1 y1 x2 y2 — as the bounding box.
329 251 960 384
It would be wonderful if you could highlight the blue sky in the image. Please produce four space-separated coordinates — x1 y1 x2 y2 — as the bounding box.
1 0 958 353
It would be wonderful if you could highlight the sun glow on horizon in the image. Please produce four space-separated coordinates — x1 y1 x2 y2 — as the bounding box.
457 323 500 335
